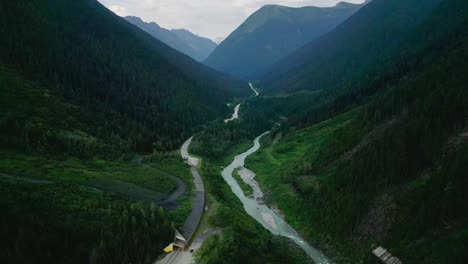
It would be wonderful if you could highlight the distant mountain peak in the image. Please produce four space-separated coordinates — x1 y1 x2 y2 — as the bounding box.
125 16 216 61
204 1 364 78
125 16 145 24
172 28 191 34
335 2 358 8
170 28 217 61
260 1 361 11
259 4 285 10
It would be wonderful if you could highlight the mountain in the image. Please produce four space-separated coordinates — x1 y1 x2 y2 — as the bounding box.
0 0 249 154
204 2 364 78
124 16 194 58
125 16 217 61
171 29 217 61
0 0 249 261
261 0 443 93
189 0 468 263
240 0 468 263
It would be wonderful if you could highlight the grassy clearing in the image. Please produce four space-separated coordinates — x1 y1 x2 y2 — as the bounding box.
245 107 370 260
0 149 195 228
246 107 365 207
0 151 184 197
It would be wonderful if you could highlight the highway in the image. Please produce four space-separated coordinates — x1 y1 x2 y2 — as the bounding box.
157 137 207 264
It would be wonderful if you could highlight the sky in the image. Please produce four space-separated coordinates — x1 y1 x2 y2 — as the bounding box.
98 0 365 41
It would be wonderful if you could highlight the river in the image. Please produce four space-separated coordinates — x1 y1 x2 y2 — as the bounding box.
249 82 259 96
221 132 331 263
224 103 241 123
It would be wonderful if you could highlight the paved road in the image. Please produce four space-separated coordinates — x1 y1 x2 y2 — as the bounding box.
181 137 200 167
180 137 206 240
156 137 208 264
158 82 261 263
181 166 205 239
157 228 222 264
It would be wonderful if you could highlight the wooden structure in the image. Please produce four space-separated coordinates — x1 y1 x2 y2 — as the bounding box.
372 246 403 264
163 229 188 253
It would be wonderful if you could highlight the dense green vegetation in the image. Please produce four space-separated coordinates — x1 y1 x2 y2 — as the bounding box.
244 0 468 263
0 149 194 221
193 146 309 264
0 0 220 261
0 144 194 262
205 2 363 78
0 0 247 153
125 15 217 62
125 17 217 62
191 99 276 159
0 64 194 215
262 0 443 93
0 153 174 198
1 0 467 263
1 178 173 263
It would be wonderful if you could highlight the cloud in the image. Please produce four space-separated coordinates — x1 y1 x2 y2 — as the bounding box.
108 4 127 16
98 0 365 40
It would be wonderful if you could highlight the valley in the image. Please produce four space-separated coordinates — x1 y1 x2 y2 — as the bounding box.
1 0 468 263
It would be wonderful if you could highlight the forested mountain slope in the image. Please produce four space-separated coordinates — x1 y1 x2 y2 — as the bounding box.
124 16 196 60
0 0 247 153
0 0 245 262
125 16 217 62
204 2 363 78
246 0 468 263
261 0 442 93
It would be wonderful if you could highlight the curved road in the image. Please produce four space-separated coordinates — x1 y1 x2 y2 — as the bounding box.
158 137 207 264
158 83 264 264
180 137 205 240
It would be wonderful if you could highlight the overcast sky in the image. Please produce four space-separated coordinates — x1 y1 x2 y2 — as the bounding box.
98 0 365 40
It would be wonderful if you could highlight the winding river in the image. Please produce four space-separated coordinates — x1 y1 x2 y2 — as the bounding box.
249 82 259 96
224 103 241 123
221 132 331 263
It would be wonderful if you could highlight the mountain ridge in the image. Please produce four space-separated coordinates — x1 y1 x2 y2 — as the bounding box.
260 0 442 93
125 16 217 62
0 0 246 154
204 1 364 78
171 28 217 61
